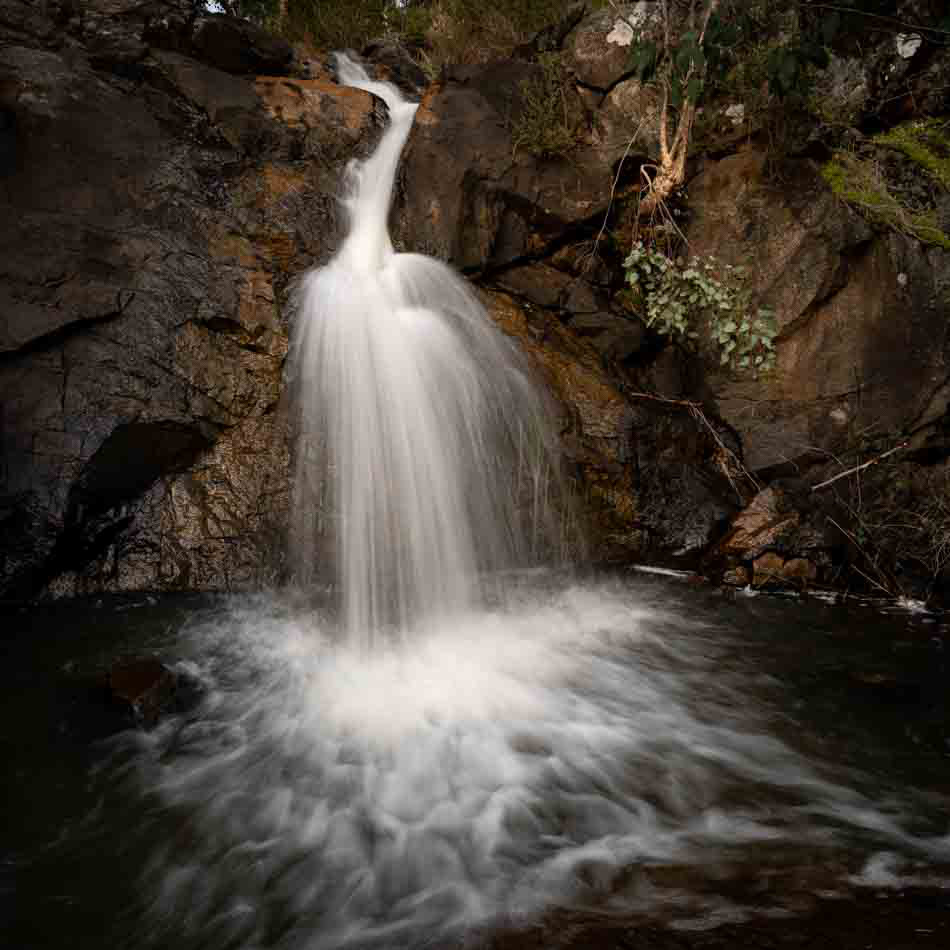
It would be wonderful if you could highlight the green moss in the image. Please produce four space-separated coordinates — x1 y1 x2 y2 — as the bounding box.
822 151 950 251
874 119 950 190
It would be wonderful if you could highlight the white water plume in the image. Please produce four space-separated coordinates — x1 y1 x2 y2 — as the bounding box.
289 55 560 645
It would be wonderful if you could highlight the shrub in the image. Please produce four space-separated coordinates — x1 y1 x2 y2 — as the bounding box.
510 52 579 160
624 242 777 375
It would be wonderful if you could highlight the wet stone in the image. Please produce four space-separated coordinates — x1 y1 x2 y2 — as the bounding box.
108 658 177 729
753 551 786 588
57 656 202 740
722 565 750 587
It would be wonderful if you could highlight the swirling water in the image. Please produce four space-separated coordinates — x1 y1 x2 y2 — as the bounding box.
4 580 950 949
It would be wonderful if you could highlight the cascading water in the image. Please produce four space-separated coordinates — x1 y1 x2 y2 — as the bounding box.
23 53 949 950
289 56 560 645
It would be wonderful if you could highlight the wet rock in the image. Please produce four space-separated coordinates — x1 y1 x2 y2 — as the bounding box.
107 657 177 728
753 551 786 588
57 656 202 740
483 290 642 558
485 293 734 559
722 565 750 587
718 486 801 561
363 40 428 98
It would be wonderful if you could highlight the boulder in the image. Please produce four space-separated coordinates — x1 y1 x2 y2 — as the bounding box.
107 657 178 729
363 40 428 98
394 60 617 271
752 551 786 588
722 565 750 587
718 486 801 561
190 15 294 76
565 3 662 91
783 557 818 587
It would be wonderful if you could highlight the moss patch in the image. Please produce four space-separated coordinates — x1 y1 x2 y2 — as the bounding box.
874 119 950 190
822 150 950 251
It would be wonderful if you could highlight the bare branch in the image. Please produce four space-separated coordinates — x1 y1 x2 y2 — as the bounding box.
811 442 909 492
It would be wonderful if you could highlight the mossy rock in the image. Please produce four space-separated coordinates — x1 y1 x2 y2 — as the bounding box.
874 118 950 191
822 122 950 251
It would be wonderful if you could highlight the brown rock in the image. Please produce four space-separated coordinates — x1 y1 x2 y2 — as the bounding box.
108 658 176 729
718 487 800 560
565 4 663 91
722 565 751 587
483 290 641 556
591 78 662 163
783 557 818 586
684 149 950 473
394 61 616 271
753 552 786 587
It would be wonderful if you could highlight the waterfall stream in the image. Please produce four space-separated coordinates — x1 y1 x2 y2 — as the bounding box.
289 56 560 646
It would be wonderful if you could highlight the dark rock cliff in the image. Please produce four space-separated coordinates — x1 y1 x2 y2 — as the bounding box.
0 0 383 598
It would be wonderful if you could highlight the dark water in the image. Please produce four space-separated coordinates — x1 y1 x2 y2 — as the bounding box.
2 575 949 949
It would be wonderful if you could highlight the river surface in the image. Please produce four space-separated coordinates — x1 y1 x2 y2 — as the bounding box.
2 572 950 949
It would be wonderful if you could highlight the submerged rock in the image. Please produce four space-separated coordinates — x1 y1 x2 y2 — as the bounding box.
107 657 179 729
58 656 201 739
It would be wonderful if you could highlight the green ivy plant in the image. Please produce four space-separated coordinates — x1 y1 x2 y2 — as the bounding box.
624 243 777 375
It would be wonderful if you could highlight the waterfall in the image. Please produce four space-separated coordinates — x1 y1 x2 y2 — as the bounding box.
289 55 561 646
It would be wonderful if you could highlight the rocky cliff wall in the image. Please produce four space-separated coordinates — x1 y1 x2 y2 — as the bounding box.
0 0 383 598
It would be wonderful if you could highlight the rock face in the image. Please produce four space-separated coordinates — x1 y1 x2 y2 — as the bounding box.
394 60 615 271
684 150 950 474
0 0 384 598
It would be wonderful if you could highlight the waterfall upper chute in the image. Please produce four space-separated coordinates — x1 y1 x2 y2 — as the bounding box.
289 55 562 645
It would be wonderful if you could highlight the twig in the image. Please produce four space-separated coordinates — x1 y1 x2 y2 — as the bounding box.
806 3 950 39
810 441 908 492
625 390 700 409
